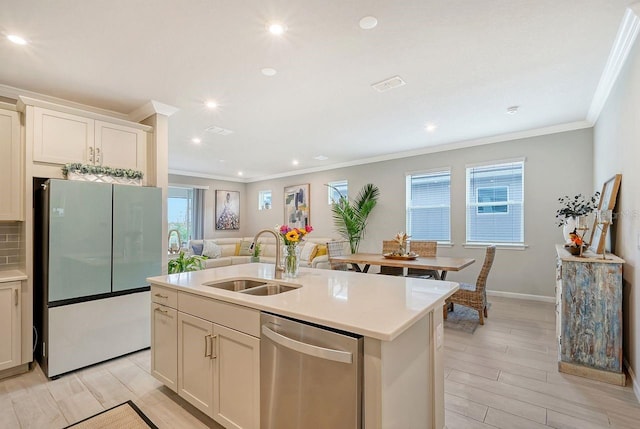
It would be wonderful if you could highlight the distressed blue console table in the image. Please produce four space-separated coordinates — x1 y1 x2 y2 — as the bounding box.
555 245 625 385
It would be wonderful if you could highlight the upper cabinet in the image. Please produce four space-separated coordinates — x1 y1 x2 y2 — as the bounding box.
0 105 23 221
18 97 151 175
32 107 146 171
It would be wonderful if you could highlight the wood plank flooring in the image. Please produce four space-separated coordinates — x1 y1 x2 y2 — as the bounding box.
0 296 638 428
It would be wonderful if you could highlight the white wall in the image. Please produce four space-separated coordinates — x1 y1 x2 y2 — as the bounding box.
246 129 593 297
593 35 640 391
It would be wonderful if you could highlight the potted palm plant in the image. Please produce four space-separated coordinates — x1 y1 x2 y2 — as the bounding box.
328 183 380 254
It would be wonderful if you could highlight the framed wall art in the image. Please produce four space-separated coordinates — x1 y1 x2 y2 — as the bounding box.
215 190 240 230
589 174 622 254
284 184 310 229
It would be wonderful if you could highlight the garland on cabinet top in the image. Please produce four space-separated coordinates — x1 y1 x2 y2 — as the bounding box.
62 163 144 180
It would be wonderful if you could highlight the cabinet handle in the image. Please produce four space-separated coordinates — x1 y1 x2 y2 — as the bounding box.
95 147 101 164
88 146 94 163
14 289 19 306
210 335 218 360
154 307 168 315
154 293 168 299
204 334 212 358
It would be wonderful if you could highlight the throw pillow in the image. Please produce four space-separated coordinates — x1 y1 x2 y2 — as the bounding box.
234 242 241 256
238 240 253 256
190 242 204 256
300 242 318 263
315 244 327 257
202 240 222 259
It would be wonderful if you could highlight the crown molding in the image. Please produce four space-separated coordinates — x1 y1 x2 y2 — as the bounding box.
128 100 179 122
168 169 247 183
243 120 592 183
587 3 640 123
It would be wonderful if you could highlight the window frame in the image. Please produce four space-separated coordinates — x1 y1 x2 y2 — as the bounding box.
465 159 525 247
328 180 348 204
258 190 272 210
405 168 452 244
476 186 510 215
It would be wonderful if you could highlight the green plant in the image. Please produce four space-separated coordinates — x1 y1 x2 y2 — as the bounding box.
252 241 262 257
62 163 144 180
168 251 208 274
555 192 600 227
328 183 380 254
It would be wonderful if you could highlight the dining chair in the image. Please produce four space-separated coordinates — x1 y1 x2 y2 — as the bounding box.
380 240 404 276
443 245 496 325
327 241 349 271
406 240 438 278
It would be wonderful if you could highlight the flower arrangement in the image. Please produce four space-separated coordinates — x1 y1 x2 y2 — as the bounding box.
392 232 411 255
555 192 600 227
277 224 313 277
62 163 144 180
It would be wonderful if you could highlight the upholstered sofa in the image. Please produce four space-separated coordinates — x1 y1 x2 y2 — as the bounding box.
186 236 336 270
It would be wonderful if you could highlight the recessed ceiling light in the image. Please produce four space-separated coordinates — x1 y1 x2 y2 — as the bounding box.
292 160 299 166
314 155 328 161
7 34 28 45
191 137 201 144
425 123 437 132
267 22 287 35
261 68 277 77
359 16 378 30
506 106 519 115
205 100 218 109
238 171 243 176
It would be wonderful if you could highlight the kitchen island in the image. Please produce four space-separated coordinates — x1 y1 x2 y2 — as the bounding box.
147 263 458 429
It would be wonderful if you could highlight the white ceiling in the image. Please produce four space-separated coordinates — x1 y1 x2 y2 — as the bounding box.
0 1 635 181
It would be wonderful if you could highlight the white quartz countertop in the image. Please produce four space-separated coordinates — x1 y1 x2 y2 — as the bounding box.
0 269 27 282
147 263 459 341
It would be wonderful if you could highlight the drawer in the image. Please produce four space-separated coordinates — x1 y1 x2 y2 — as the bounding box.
178 291 260 337
151 285 178 308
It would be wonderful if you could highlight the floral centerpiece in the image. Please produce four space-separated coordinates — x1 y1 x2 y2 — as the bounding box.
391 232 411 255
555 192 600 244
278 224 313 277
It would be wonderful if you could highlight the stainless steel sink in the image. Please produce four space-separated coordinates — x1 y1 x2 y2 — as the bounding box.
203 279 268 292
240 284 300 296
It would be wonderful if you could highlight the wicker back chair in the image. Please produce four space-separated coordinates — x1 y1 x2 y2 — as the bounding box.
406 240 438 278
380 241 404 276
327 241 349 271
444 245 496 325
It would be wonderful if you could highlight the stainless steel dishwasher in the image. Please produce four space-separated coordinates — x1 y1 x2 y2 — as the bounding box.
261 313 363 429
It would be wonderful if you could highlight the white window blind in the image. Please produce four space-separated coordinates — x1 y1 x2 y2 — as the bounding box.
406 170 451 242
466 160 524 244
328 180 348 204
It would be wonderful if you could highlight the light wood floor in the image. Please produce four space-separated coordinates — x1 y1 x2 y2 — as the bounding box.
0 296 638 428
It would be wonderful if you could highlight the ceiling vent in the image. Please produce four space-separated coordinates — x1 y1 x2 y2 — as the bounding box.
371 76 406 93
205 125 234 136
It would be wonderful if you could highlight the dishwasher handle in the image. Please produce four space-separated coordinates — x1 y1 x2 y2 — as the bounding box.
262 325 353 364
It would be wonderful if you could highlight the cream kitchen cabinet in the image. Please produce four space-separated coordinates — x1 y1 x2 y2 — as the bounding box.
151 286 178 391
0 281 21 371
31 106 146 171
0 106 23 220
151 286 260 429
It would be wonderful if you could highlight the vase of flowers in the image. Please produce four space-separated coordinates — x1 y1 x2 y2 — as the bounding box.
278 224 313 278
393 232 410 255
555 192 600 243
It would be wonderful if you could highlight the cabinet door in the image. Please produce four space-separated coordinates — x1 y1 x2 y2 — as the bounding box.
0 109 23 220
151 303 177 391
0 282 21 371
95 120 146 170
33 107 94 165
178 312 214 416
213 324 260 429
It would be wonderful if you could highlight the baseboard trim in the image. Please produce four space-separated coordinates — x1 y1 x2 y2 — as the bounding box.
0 363 29 380
487 290 555 303
624 357 640 403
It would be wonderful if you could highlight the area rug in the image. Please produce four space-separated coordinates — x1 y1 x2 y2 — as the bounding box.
64 400 157 429
443 303 491 334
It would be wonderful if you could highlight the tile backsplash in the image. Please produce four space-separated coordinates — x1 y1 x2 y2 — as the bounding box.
0 222 22 270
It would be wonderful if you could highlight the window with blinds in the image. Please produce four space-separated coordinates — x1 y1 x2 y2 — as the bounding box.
328 180 348 204
466 160 524 244
406 170 451 242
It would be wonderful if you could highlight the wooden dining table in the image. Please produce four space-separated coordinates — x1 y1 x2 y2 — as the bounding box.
329 253 475 280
